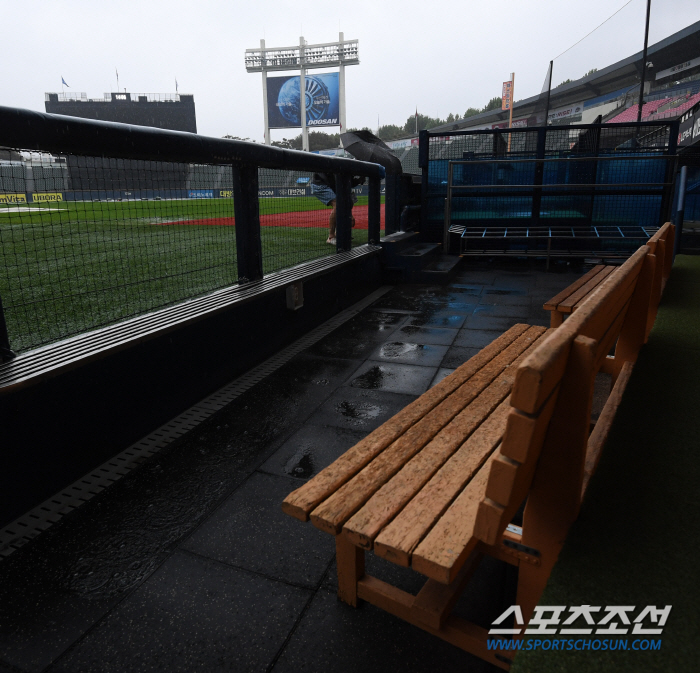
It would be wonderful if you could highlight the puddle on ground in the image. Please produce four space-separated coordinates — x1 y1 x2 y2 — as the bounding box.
378 342 428 360
335 400 382 424
351 365 393 389
483 288 527 296
285 449 316 478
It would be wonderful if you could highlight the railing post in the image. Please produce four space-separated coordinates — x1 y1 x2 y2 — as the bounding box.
661 120 680 227
335 173 353 252
0 294 15 362
531 126 547 224
368 176 381 245
384 174 401 235
674 164 689 258
444 162 454 253
232 162 263 283
419 129 429 236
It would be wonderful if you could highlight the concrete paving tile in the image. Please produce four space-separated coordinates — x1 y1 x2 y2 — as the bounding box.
440 346 482 369
369 290 436 312
49 551 310 673
0 558 118 673
482 287 528 297
278 354 367 388
478 293 531 306
272 588 493 673
402 309 470 329
259 425 369 481
182 473 334 587
473 304 529 319
368 341 450 368
348 310 407 329
463 315 522 331
535 273 584 290
493 272 535 287
304 336 385 360
418 287 482 302
304 317 405 360
449 283 485 294
453 271 497 285
430 367 457 388
346 362 437 396
304 387 416 433
393 325 458 346
452 330 504 349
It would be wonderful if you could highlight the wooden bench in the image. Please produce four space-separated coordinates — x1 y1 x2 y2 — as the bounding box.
282 240 668 670
543 222 675 330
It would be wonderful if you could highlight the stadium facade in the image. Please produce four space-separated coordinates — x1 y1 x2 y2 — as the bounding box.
44 92 197 133
426 19 700 134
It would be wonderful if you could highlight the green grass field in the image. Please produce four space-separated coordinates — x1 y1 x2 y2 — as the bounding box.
0 196 377 353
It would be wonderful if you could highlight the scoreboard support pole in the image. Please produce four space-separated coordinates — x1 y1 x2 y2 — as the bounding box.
300 37 309 152
261 39 271 145
339 32 347 136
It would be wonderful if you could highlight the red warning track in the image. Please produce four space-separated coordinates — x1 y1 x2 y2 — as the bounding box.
155 204 385 229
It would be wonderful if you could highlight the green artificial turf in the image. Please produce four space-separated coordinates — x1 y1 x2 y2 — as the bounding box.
511 255 700 673
0 196 376 352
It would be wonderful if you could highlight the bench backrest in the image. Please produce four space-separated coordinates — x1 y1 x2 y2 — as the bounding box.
475 244 654 547
645 222 674 338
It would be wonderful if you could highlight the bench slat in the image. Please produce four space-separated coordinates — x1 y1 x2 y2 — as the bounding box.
345 327 551 551
557 265 617 313
510 327 573 415
282 324 531 522
483 388 561 515
512 247 646 414
569 247 647 342
343 380 510 550
309 326 546 535
411 449 501 584
542 265 605 311
373 398 511 567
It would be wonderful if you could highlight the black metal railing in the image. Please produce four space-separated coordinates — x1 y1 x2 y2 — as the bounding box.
0 106 384 356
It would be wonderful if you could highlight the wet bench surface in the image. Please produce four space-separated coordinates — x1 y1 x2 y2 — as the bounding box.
543 224 674 330
282 226 674 671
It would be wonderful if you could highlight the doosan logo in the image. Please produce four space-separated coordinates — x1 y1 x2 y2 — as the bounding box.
308 119 337 126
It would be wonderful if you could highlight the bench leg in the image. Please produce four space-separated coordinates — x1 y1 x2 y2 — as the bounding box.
550 311 563 328
336 534 364 607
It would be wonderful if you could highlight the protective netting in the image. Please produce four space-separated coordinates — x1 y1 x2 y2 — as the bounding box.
0 156 377 352
424 123 675 247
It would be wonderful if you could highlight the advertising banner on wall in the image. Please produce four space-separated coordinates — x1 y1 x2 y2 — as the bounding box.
501 80 513 111
678 108 700 148
267 73 339 128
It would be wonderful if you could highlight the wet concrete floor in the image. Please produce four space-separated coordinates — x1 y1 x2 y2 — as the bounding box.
0 259 587 673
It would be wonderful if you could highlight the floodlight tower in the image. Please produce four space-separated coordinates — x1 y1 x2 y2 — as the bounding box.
245 33 359 150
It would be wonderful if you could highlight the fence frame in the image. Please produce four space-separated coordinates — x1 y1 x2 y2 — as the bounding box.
0 105 386 356
420 121 681 250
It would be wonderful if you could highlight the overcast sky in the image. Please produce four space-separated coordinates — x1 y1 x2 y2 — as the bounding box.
2 0 699 142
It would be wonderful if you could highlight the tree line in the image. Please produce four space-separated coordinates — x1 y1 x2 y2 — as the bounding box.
265 95 506 150
228 67 600 151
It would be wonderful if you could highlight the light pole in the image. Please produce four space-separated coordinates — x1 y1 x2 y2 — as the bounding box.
636 0 652 124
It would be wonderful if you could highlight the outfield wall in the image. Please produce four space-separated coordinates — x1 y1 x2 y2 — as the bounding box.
1 185 380 204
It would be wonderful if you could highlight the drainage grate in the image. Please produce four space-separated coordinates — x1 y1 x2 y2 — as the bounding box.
0 286 393 559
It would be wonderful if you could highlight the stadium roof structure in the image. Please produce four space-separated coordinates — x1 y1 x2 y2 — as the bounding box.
431 19 700 133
